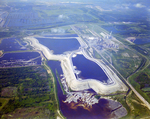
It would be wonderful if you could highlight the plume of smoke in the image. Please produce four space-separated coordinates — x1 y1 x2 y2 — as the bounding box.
58 14 69 19
51 28 65 33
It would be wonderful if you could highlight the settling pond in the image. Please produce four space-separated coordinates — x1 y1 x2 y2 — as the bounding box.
0 52 41 67
0 38 27 51
72 54 108 83
48 60 113 119
36 37 80 54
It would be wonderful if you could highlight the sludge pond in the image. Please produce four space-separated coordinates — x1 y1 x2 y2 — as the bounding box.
48 60 114 119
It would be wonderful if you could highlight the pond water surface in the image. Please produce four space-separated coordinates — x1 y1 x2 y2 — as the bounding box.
72 54 108 82
0 38 27 51
37 37 80 54
0 52 41 67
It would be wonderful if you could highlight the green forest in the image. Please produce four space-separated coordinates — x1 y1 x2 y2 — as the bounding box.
0 66 57 118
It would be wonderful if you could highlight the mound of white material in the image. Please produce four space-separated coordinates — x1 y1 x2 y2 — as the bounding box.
24 36 128 95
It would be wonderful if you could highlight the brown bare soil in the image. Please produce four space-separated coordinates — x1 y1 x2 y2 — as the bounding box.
1 87 17 97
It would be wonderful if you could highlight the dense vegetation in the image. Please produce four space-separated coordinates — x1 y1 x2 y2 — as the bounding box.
136 73 150 88
0 66 57 118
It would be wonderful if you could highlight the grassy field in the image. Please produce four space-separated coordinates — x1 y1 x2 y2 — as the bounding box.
37 8 84 17
106 48 142 78
33 5 98 25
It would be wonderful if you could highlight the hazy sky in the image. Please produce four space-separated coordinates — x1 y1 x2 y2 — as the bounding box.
1 0 150 4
